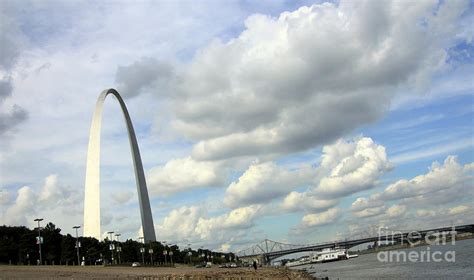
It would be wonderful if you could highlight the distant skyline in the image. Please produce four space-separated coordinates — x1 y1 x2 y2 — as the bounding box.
0 0 473 252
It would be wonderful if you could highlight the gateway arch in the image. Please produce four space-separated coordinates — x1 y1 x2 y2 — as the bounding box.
83 88 156 242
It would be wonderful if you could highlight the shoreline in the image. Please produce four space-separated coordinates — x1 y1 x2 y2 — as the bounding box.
0 265 319 280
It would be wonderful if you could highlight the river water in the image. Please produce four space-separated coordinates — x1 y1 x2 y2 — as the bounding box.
292 238 474 279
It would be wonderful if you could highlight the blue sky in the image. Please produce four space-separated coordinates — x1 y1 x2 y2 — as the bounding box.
0 0 473 252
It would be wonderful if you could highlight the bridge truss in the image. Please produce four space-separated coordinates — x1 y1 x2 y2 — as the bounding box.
236 239 307 258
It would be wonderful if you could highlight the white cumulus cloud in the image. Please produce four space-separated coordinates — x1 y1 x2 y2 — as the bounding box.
380 156 472 202
147 157 225 196
155 206 205 242
316 137 392 198
300 207 341 227
224 161 312 207
0 174 81 226
351 156 473 216
158 0 471 161
154 204 263 251
386 204 407 218
195 205 263 240
1 186 36 225
281 191 338 213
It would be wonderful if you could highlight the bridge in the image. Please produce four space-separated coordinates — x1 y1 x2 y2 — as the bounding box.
235 224 474 264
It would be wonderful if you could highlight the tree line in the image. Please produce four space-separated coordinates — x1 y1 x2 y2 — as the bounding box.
0 223 234 265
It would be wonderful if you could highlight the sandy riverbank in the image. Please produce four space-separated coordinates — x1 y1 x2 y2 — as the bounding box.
0 265 319 280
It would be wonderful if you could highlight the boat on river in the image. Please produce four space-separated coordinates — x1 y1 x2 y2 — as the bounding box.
310 248 346 263
286 248 358 267
285 256 311 267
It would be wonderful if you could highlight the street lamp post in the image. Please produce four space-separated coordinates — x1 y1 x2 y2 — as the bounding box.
149 248 153 266
116 247 122 264
115 233 121 264
34 218 43 265
73 226 81 266
187 244 192 264
107 231 114 265
139 237 145 265
140 247 145 265
162 241 168 265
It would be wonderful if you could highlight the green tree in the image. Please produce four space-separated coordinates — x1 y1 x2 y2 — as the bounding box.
18 229 37 265
41 223 62 265
121 239 141 263
0 226 34 264
81 236 100 265
0 223 224 266
60 234 76 265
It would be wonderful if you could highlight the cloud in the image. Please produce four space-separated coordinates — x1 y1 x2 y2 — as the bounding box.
38 174 61 203
0 6 25 70
111 190 134 205
0 104 28 135
464 162 474 172
352 206 386 218
315 137 392 198
0 189 11 205
277 136 393 215
391 138 473 164
350 197 383 212
379 156 471 202
155 204 262 250
115 57 174 98
1 0 472 248
0 5 29 136
219 243 231 252
410 204 473 230
0 79 13 101
0 76 28 136
416 205 471 218
37 175 79 210
348 156 473 230
448 205 470 215
195 204 263 239
220 136 391 217
281 191 338 213
416 209 437 218
349 156 473 216
386 204 407 218
0 174 81 226
300 207 341 228
155 206 205 242
224 161 312 207
346 202 436 239
148 0 472 161
1 186 36 225
147 157 225 196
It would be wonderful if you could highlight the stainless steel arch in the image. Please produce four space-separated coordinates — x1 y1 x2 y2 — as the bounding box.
83 88 156 242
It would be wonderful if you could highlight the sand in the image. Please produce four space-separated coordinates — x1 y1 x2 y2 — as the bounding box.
0 265 318 280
